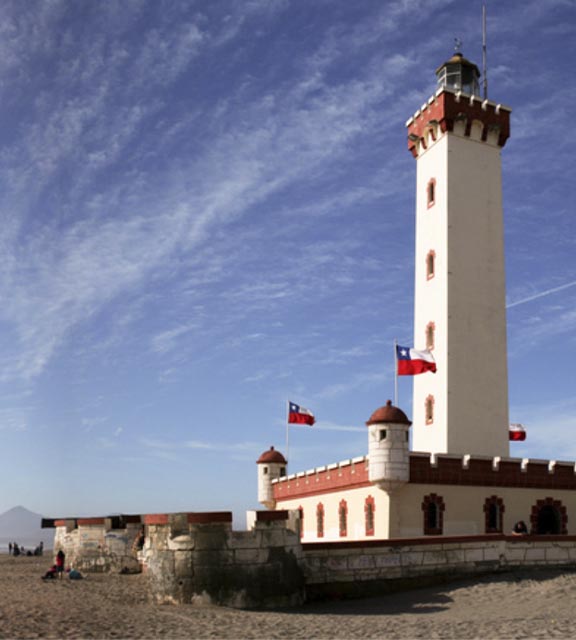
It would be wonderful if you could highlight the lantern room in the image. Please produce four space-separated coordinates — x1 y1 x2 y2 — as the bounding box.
436 52 480 96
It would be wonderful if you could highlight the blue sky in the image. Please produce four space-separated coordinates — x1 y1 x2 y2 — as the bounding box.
0 0 574 522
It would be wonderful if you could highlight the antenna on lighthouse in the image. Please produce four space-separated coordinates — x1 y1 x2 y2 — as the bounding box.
482 2 488 99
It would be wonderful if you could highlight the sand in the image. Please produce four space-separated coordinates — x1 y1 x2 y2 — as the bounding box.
1 555 575 639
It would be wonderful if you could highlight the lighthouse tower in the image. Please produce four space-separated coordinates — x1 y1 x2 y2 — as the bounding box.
406 52 511 457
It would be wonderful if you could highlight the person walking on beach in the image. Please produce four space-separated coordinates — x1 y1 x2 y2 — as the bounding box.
8 542 12 555
55 550 65 579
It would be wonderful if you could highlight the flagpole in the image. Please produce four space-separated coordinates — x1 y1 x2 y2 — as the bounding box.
285 401 290 472
394 339 398 406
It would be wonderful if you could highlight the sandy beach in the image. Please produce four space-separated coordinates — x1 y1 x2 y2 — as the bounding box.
1 554 575 639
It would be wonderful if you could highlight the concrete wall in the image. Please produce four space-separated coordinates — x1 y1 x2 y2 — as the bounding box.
142 511 305 609
303 535 576 600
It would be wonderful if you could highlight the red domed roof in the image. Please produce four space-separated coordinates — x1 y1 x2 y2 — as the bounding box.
366 400 412 426
257 446 287 464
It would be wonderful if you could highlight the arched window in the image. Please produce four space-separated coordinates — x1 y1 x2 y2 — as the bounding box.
339 500 348 538
427 178 436 208
316 503 324 538
365 495 375 536
531 498 567 535
425 395 435 424
426 322 435 351
484 496 505 533
422 494 445 535
426 250 436 280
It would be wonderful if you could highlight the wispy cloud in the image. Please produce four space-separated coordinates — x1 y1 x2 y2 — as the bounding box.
507 279 576 309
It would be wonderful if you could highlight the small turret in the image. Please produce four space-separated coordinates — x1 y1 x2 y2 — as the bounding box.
366 400 412 493
256 446 287 509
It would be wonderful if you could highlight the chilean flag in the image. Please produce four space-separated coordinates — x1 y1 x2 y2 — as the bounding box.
396 345 437 376
288 402 316 426
509 423 526 441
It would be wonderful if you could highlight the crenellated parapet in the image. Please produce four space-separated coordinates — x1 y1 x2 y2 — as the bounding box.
268 452 576 501
406 88 511 157
272 456 370 501
410 453 576 489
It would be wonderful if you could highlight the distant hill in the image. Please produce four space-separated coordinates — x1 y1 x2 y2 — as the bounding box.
0 506 53 550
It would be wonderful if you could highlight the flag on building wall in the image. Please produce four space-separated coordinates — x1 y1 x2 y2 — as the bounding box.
288 402 315 426
509 423 526 441
396 345 437 375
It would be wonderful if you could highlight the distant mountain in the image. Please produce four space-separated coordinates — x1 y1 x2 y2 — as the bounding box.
0 506 53 549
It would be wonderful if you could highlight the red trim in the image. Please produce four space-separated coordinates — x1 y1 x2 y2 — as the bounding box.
53 519 74 528
407 90 511 156
186 512 232 524
143 514 170 525
254 510 288 522
303 533 576 551
273 460 369 501
77 518 106 526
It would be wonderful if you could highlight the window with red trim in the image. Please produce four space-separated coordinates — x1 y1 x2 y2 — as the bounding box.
484 496 505 533
422 494 445 535
425 395 434 424
426 322 435 350
339 500 348 538
365 495 375 536
426 250 436 280
427 178 436 208
316 503 324 538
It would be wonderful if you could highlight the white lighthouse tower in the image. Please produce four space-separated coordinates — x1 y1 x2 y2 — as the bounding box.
406 52 511 457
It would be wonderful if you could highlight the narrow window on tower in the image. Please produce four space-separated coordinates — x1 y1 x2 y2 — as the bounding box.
316 503 324 538
427 178 436 208
426 322 435 350
339 500 348 538
426 250 436 280
298 506 304 539
425 395 435 424
365 496 375 536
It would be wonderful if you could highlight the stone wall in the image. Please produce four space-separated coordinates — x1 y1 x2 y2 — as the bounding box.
50 516 143 573
302 534 576 599
142 510 304 609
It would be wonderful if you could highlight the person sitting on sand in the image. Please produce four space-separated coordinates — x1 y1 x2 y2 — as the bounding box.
512 520 528 535
42 565 58 580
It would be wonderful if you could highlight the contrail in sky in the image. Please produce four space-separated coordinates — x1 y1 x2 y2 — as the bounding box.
506 280 576 309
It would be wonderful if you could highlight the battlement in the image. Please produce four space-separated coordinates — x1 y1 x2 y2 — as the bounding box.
271 453 576 501
405 88 511 157
272 456 369 500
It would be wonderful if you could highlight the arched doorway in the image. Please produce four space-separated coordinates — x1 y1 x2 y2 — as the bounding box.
531 498 567 535
536 505 560 535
